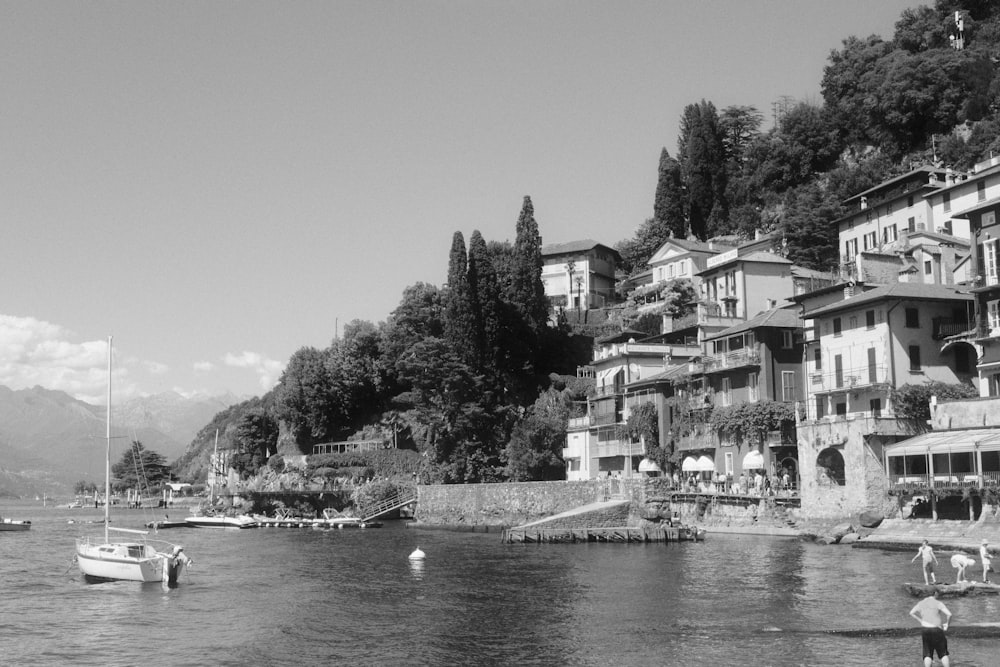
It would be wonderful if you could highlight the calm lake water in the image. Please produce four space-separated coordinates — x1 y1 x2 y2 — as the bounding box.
2 503 999 666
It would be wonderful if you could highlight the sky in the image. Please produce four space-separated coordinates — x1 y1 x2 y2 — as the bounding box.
0 0 920 404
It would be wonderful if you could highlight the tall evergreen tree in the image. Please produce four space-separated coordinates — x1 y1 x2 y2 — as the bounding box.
677 101 728 240
444 231 477 364
468 230 502 371
652 148 686 239
509 196 549 331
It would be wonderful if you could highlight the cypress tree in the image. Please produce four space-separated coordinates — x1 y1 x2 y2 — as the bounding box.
678 101 728 240
653 147 687 239
468 230 501 371
444 231 477 363
509 196 549 331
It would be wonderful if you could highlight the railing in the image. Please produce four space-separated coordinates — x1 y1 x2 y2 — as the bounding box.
359 490 417 521
932 317 974 340
703 348 761 372
887 471 1000 491
808 364 890 393
312 440 390 455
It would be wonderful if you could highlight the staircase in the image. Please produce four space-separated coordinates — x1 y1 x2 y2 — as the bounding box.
360 490 417 522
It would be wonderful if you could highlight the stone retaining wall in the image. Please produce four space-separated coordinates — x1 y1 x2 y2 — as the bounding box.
416 479 642 527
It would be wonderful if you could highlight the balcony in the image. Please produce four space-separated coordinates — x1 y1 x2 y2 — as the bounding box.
932 316 973 340
703 347 761 373
697 303 743 329
593 440 642 458
809 364 890 394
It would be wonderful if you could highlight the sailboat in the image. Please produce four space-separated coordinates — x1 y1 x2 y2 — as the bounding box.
75 336 192 584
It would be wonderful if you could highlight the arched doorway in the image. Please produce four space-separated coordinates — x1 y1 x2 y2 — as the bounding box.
816 448 846 486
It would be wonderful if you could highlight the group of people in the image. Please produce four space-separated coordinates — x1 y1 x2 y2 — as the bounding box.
911 539 993 585
671 469 795 496
908 538 996 666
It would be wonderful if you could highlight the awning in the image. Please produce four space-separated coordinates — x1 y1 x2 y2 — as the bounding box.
638 458 662 473
695 455 715 471
884 428 1000 457
743 450 764 469
681 456 698 472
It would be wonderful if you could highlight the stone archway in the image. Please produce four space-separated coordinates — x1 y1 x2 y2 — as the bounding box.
816 447 846 487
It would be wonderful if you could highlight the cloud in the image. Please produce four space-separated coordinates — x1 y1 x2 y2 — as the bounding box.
193 361 215 373
223 350 284 390
0 315 130 402
143 360 169 375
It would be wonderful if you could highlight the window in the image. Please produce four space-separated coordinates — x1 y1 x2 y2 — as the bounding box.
815 396 825 419
979 181 987 202
813 348 822 371
721 378 731 407
863 231 877 250
985 239 999 286
989 300 1000 335
985 211 997 227
870 398 882 418
679 260 686 275
865 310 875 329
887 202 893 214
781 371 796 402
908 216 916 232
908 195 914 207
909 345 922 371
849 316 857 330
782 330 793 349
845 239 858 260
925 260 933 275
667 264 674 279
748 372 759 402
884 224 897 243
835 402 847 416
905 308 919 328
833 318 842 336
943 192 951 213
725 451 734 476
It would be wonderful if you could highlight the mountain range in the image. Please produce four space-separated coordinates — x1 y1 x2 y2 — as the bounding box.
0 386 241 499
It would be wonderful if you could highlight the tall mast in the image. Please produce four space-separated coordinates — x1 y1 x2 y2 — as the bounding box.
105 335 112 543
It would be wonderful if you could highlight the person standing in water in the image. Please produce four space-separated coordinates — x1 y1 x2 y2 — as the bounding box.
980 539 992 583
912 539 938 585
909 591 952 667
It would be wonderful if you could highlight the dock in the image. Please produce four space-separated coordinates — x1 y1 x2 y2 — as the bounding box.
501 525 701 544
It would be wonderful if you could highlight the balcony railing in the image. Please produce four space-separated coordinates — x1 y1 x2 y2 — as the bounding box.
808 364 890 393
932 317 973 340
888 471 1000 491
703 347 761 373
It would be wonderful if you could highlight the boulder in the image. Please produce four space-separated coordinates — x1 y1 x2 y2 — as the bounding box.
840 532 861 545
815 535 838 545
830 522 854 541
858 510 884 529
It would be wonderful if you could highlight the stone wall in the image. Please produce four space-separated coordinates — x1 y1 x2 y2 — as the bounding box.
797 417 897 519
931 395 1000 428
416 479 639 527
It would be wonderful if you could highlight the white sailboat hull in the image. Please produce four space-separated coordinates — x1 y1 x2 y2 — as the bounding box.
76 537 186 583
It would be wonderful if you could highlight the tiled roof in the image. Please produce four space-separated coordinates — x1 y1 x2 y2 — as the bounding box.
804 282 972 318
595 328 650 345
704 307 803 341
542 239 621 260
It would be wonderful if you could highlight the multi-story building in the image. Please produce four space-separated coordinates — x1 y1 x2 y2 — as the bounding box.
796 282 974 517
631 238 732 313
697 307 804 482
562 329 699 480
838 166 948 282
541 240 620 312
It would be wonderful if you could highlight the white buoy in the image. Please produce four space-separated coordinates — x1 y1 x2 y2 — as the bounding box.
409 547 425 560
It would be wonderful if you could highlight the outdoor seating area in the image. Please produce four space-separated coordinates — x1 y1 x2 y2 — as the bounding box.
885 429 1000 492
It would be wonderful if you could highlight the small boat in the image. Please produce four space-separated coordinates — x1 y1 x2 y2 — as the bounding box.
74 337 192 585
144 520 190 530
904 580 1000 597
0 517 30 531
184 512 258 529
